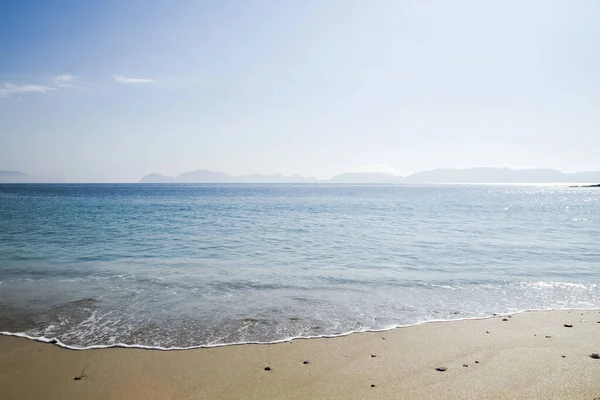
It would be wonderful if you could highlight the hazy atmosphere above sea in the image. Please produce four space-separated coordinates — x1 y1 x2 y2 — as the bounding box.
1 1 599 182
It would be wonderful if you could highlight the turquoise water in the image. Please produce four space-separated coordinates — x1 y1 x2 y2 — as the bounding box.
0 184 599 348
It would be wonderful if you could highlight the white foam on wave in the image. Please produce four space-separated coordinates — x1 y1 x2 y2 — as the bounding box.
2 306 597 352
525 281 595 289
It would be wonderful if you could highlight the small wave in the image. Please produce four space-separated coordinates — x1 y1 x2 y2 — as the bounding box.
2 306 598 351
54 298 100 308
523 281 595 289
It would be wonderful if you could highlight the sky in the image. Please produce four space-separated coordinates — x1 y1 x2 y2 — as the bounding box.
1 0 599 182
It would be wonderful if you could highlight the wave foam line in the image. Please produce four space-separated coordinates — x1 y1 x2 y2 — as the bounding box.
1 307 598 351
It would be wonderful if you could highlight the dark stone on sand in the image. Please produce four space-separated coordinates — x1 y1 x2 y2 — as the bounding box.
435 367 447 372
545 335 551 338
371 384 376 387
463 364 468 367
371 354 377 357
591 353 600 359
564 324 573 328
502 318 509 321
264 367 271 371
562 355 566 358
485 331 490 334
303 360 309 364
475 361 479 364
73 375 85 381
49 339 58 344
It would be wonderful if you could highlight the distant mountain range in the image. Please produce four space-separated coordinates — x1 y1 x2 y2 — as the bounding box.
402 168 600 184
140 168 600 184
1 168 599 184
0 171 65 183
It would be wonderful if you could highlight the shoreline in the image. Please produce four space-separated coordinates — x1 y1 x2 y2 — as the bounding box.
2 307 597 351
2 309 600 399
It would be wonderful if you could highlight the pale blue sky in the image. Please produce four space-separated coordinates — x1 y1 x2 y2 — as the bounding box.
1 0 599 182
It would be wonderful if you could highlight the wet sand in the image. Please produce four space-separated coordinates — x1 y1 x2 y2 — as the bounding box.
1 309 600 399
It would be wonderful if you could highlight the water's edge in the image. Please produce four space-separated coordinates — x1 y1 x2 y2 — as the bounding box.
2 307 595 352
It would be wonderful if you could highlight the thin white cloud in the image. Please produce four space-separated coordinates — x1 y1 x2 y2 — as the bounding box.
114 75 155 84
53 75 76 85
0 82 55 98
53 74 92 92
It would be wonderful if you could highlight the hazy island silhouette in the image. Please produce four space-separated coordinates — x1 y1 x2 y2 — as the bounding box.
3 168 600 184
138 168 600 185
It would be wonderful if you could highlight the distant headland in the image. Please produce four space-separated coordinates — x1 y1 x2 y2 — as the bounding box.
570 183 600 188
0 171 65 183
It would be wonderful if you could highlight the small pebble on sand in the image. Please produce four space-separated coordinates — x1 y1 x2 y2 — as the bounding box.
435 367 447 372
371 354 376 358
264 367 271 371
591 353 600 359
564 324 573 328
303 360 309 364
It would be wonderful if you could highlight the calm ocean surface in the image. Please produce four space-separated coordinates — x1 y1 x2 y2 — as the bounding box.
0 184 598 349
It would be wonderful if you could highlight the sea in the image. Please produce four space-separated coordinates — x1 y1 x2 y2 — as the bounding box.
0 183 598 349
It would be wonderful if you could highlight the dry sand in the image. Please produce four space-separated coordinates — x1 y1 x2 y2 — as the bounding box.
1 309 600 399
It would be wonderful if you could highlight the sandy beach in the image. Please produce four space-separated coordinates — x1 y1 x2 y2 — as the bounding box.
1 309 599 400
